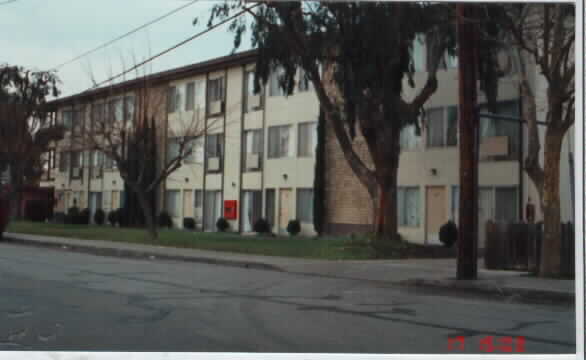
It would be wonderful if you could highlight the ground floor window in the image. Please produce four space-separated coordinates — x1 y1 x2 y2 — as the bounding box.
204 190 222 231
265 189 275 230
165 190 181 218
398 187 420 227
242 190 262 232
296 188 313 223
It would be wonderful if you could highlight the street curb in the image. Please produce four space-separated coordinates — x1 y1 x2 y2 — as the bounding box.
399 278 574 305
5 236 284 272
4 235 574 305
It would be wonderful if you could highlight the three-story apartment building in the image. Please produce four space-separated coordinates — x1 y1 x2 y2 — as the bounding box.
42 47 574 245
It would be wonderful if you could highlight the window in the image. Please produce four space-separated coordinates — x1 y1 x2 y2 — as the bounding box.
268 125 293 158
49 149 56 169
245 70 262 112
191 137 204 164
194 189 203 208
124 96 135 122
108 99 123 123
167 86 179 113
400 124 421 151
58 151 69 172
204 190 222 231
479 101 520 160
297 122 317 157
426 106 458 147
296 188 314 223
185 82 195 111
298 68 310 92
242 190 262 232
90 150 104 167
71 151 83 168
269 67 285 96
62 110 73 130
398 187 420 227
243 130 263 170
194 80 206 111
265 189 275 229
165 190 181 218
206 134 224 158
91 103 106 132
167 137 181 162
208 77 224 103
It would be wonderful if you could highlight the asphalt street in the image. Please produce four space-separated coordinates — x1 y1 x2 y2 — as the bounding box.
0 243 576 353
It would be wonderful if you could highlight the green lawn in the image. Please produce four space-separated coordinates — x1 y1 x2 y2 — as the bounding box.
6 221 377 260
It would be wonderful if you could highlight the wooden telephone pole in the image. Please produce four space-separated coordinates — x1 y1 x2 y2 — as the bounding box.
456 4 479 280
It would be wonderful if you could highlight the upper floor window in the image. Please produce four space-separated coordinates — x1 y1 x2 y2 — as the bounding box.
108 98 123 123
58 151 69 172
124 95 135 122
244 70 262 112
185 82 195 111
167 86 180 114
243 129 263 171
91 103 106 132
205 133 224 172
297 68 311 92
269 67 285 97
187 137 204 164
297 122 317 157
479 101 520 160
426 106 458 148
207 77 225 115
268 125 293 158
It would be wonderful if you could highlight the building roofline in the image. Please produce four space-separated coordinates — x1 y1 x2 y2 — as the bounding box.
47 49 258 109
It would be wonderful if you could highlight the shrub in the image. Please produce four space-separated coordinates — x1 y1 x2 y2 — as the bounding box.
107 209 118 226
94 209 105 225
24 200 50 222
78 208 90 225
216 217 229 232
65 206 79 224
183 217 195 230
53 212 66 224
286 219 301 236
253 218 271 234
158 211 173 228
439 221 458 248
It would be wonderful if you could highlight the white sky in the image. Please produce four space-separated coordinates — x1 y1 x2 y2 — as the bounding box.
0 0 252 98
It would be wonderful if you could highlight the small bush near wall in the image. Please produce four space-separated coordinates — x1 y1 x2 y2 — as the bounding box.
94 209 105 225
24 200 51 222
253 218 271 234
158 211 173 228
107 210 118 226
216 217 229 232
287 220 301 236
78 208 90 225
65 206 79 224
183 218 195 230
439 221 458 248
53 212 66 224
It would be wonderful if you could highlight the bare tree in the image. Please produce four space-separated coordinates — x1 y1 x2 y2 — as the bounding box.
487 4 574 277
69 64 221 240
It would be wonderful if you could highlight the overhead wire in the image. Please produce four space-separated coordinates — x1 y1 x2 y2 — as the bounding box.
50 0 203 71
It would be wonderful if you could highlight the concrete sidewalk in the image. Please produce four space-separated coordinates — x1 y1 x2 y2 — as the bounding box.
4 232 575 304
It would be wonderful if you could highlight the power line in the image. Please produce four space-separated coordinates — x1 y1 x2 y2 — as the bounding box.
51 0 203 71
0 0 20 6
88 4 258 91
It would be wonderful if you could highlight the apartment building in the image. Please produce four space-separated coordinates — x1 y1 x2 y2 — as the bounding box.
44 50 320 235
43 47 574 245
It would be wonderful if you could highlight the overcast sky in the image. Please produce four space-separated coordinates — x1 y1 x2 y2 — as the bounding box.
0 0 253 98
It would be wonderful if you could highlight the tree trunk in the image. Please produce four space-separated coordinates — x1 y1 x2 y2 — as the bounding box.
373 131 400 243
135 189 158 240
539 130 564 277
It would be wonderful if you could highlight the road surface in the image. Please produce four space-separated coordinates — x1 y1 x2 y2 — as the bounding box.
0 243 576 353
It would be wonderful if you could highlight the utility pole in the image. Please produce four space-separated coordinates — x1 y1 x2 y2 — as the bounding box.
456 4 479 280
